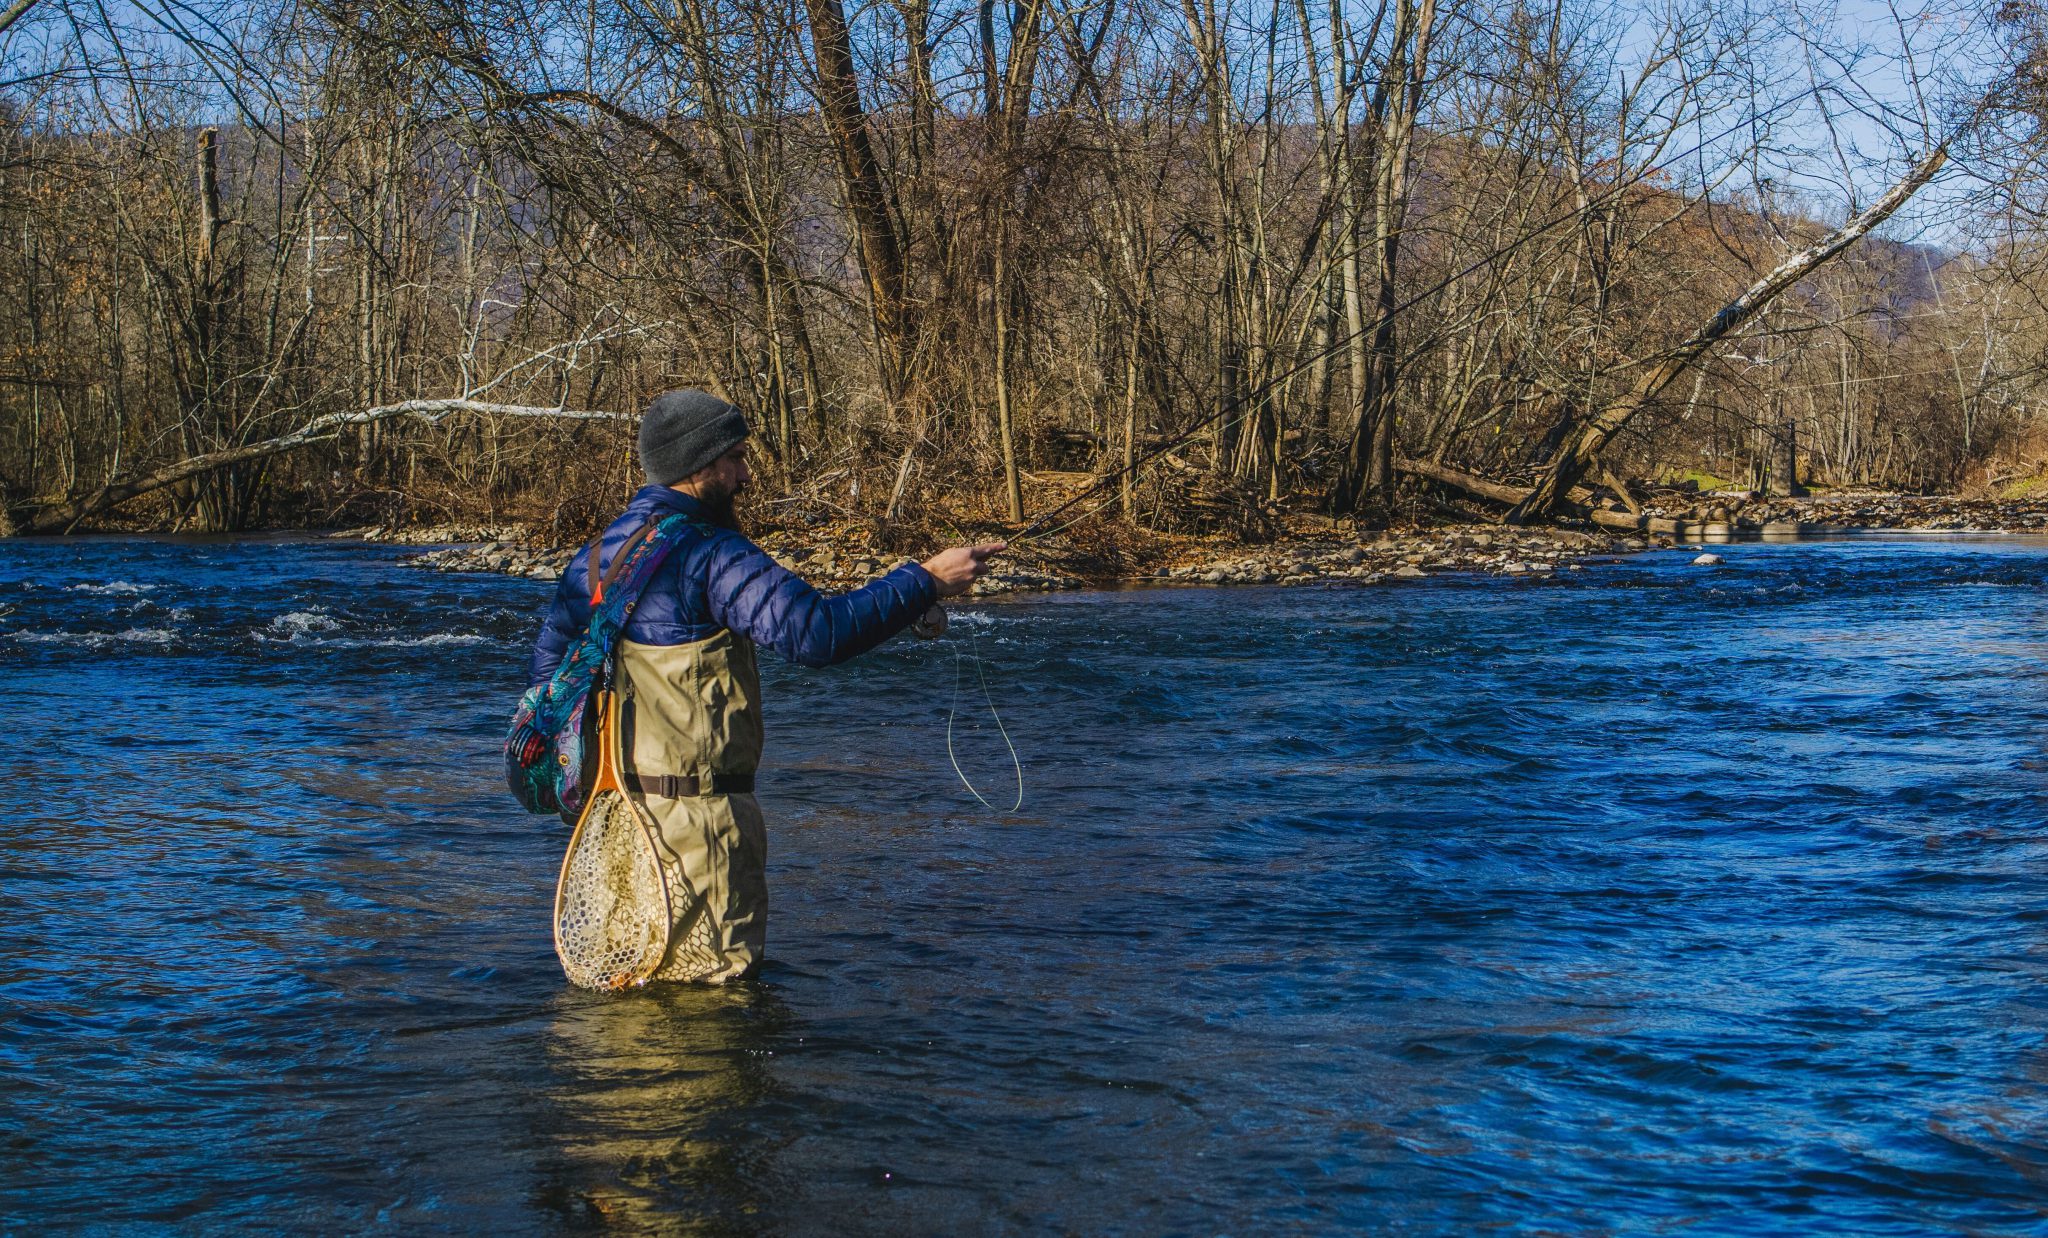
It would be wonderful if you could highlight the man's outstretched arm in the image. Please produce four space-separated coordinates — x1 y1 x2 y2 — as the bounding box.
708 538 1006 667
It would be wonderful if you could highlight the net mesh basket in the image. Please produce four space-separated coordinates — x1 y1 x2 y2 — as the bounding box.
554 788 670 990
652 850 721 982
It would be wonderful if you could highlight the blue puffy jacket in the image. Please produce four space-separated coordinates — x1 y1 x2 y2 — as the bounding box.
527 485 938 685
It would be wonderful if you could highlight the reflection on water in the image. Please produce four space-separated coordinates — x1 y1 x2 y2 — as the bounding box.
2 533 2048 1234
538 985 789 1230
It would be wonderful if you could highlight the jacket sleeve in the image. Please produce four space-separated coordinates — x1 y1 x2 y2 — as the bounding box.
705 535 940 668
526 547 593 686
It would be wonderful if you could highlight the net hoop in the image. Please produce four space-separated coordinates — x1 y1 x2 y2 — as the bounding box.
552 685 673 990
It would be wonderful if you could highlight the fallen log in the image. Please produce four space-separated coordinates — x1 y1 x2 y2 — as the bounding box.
1394 456 1595 509
1394 456 1529 506
1394 455 1732 536
1505 141 1953 524
1584 508 1724 537
1600 465 1644 516
17 399 632 535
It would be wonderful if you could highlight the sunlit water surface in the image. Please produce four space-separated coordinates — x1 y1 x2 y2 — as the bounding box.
3 534 2046 1235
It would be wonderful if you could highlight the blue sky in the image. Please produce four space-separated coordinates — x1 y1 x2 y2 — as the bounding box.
0 0 2015 248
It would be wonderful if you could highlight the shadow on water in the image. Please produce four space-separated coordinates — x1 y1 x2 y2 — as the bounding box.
4 533 2048 1234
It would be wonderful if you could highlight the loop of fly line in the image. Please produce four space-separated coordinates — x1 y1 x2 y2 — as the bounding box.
945 622 1024 813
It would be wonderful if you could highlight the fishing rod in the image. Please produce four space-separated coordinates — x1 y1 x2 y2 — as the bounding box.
1010 95 1812 543
945 99 1808 811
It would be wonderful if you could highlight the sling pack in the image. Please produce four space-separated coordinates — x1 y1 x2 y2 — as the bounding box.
504 512 703 819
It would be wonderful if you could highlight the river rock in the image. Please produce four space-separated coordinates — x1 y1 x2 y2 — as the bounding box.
1637 492 2048 534
971 567 1084 596
336 522 528 545
1693 553 1724 566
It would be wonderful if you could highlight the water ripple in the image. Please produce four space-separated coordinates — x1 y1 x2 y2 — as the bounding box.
2 534 2047 1233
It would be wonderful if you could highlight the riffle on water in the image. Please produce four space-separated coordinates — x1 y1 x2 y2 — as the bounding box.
2 534 2045 1234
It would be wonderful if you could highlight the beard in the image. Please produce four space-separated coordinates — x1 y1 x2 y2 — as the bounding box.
698 481 746 532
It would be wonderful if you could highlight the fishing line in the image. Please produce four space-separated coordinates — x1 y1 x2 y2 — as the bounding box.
945 622 1024 813
975 108 1808 808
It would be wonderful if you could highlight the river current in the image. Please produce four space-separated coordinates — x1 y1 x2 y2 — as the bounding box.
2 534 2046 1234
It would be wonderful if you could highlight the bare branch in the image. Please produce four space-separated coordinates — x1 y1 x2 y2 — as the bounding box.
17 401 632 535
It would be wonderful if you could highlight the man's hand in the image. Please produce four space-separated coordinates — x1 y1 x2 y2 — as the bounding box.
921 542 1007 598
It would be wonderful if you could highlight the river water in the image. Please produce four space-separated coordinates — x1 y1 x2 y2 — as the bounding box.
2 534 2046 1234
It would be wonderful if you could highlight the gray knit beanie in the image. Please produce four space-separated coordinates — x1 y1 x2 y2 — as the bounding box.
638 390 750 486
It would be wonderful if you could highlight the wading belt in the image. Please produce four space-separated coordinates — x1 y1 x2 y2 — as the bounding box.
624 772 756 798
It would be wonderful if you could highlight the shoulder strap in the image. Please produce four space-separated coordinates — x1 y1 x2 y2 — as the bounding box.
588 518 661 605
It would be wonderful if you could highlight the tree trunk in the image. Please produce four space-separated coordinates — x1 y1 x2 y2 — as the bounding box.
0 0 42 39
992 239 1024 521
1121 317 1141 518
1331 0 1435 515
1771 413 1806 497
801 0 913 399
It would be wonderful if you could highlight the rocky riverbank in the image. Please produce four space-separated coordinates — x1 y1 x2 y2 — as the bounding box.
1624 491 2048 533
1150 525 1636 585
358 482 2048 597
332 522 531 545
352 519 1648 595
390 529 1088 596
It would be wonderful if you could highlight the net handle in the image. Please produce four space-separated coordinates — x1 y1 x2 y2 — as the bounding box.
584 685 627 798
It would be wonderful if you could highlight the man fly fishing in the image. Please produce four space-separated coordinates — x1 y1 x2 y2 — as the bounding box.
525 389 1005 983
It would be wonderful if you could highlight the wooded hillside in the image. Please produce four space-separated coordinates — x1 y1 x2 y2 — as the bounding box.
0 0 2038 536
